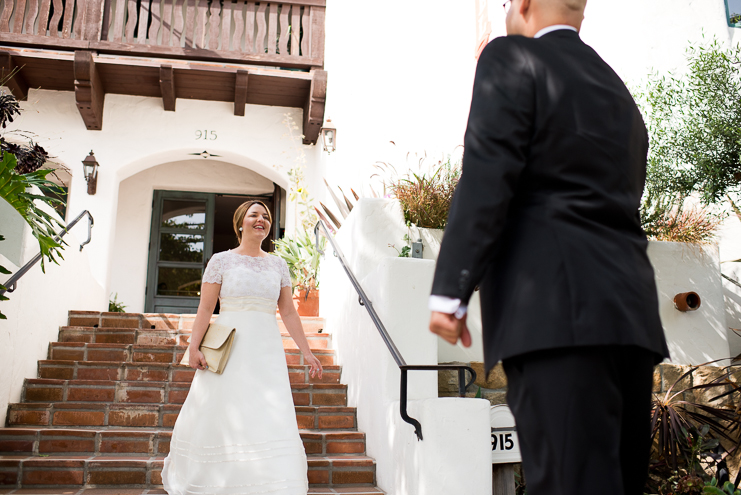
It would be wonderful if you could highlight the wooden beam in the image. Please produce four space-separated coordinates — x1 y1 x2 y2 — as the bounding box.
74 50 104 130
0 53 28 100
302 69 326 145
159 64 176 111
234 70 248 116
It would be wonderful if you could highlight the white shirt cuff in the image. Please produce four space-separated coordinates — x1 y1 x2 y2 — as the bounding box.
429 295 468 319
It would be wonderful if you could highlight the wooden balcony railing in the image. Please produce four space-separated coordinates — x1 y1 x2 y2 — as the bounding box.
0 0 325 68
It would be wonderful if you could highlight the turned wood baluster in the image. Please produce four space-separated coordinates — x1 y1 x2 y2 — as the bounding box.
266 2 276 54
278 3 289 55
148 0 162 44
160 0 172 45
290 4 299 56
254 2 265 54
192 0 206 47
219 0 231 51
71 0 86 38
136 0 150 43
36 0 51 35
300 3 309 57
0 0 14 32
110 0 125 41
242 1 255 53
206 0 219 50
231 0 243 51
49 0 63 36
124 0 138 41
12 0 27 33
24 0 40 33
183 0 195 47
172 0 183 45
61 0 75 37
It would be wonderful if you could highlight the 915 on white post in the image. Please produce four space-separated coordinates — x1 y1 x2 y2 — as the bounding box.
490 405 522 464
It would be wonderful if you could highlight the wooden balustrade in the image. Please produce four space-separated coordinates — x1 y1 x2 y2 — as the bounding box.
0 0 325 68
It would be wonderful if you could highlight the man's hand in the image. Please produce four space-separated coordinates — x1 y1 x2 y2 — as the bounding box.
429 311 472 347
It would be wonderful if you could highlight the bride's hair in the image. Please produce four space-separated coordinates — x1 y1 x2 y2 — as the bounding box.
233 200 272 243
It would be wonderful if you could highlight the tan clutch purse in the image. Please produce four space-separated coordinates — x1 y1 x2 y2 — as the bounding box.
180 323 236 374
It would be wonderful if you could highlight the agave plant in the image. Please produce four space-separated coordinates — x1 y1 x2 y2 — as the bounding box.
647 362 741 493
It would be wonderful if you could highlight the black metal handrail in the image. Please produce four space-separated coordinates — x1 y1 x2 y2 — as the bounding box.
1 210 94 295
314 219 476 441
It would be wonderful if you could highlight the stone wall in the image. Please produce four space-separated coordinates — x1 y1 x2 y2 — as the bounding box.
439 362 739 408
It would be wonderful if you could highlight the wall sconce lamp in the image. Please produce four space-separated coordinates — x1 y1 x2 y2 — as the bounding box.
320 119 336 154
82 150 99 195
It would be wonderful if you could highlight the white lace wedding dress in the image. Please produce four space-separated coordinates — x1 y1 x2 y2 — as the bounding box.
162 251 308 495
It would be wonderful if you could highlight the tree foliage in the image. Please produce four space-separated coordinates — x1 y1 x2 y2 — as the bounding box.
635 37 741 241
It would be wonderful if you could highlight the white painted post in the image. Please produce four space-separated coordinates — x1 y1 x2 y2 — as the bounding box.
491 405 521 495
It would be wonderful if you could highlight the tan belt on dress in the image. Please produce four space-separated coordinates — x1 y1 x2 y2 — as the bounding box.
219 296 276 314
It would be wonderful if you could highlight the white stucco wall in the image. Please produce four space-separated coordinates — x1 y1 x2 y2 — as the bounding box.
321 214 491 494
4 91 315 301
109 159 276 313
0 201 105 426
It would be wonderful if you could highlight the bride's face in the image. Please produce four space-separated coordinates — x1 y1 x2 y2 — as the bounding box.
242 204 271 242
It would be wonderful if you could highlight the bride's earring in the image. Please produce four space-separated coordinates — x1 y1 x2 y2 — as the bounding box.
239 227 243 231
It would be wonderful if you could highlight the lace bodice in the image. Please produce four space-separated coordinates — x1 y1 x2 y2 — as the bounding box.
202 251 291 302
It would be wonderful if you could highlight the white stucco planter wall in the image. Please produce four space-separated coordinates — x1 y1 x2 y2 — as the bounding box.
648 242 731 365
321 201 491 495
0 201 105 425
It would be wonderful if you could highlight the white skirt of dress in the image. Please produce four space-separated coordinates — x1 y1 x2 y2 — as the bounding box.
162 310 308 495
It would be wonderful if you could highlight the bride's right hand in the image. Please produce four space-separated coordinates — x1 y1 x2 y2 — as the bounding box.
189 348 209 371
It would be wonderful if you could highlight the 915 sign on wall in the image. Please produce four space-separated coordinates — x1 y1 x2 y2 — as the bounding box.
490 405 522 464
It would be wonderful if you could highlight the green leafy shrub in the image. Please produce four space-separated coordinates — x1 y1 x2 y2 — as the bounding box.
108 293 127 313
273 230 326 297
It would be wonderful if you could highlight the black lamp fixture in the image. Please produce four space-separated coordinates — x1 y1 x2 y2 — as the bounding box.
320 119 336 154
82 150 99 195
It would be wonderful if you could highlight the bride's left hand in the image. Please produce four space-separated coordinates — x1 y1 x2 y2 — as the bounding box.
305 353 323 379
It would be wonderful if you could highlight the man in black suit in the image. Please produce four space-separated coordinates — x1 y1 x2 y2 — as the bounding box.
429 0 669 493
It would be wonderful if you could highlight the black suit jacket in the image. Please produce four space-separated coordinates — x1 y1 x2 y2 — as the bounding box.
432 30 669 372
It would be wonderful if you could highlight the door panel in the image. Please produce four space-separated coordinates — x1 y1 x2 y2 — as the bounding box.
145 191 214 314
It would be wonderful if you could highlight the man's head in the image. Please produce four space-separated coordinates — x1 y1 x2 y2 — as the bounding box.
505 0 587 37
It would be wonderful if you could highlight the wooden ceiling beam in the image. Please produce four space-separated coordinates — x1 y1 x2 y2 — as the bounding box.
302 69 326 145
234 70 248 116
0 53 28 101
159 64 176 111
74 50 104 130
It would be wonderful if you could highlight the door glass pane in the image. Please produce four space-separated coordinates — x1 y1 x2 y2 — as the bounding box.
159 233 204 262
162 200 206 230
157 267 202 297
730 0 741 24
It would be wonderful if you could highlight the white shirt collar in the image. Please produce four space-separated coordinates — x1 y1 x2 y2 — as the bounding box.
534 24 578 39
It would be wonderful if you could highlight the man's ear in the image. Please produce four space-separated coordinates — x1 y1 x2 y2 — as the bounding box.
519 0 532 17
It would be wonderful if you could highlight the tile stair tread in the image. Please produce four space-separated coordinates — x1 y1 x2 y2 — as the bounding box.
0 427 364 438
9 403 355 412
25 376 344 386
0 454 375 462
0 487 384 494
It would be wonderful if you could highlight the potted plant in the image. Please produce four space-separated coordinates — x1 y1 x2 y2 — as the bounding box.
273 229 326 316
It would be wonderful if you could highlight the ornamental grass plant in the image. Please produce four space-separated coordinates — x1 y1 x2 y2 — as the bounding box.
377 156 461 229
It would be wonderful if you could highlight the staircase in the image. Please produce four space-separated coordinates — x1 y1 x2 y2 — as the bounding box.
0 310 384 494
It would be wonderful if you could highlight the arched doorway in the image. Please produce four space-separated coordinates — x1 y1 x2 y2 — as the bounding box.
144 187 283 313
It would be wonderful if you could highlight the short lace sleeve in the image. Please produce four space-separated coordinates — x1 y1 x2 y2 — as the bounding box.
279 258 292 288
202 254 224 284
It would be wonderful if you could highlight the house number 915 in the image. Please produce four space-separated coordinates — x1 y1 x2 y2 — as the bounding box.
196 130 217 140
492 432 515 451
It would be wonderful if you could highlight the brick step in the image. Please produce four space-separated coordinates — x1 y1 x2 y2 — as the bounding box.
68 311 326 334
8 403 358 430
21 379 346 406
38 350 336 382
0 428 366 457
0 454 375 488
0 488 385 494
33 362 340 387
48 337 332 364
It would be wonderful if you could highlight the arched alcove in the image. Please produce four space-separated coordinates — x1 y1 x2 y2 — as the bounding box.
108 157 286 313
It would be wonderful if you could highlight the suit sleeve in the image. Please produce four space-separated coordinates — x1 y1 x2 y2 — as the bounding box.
431 37 534 302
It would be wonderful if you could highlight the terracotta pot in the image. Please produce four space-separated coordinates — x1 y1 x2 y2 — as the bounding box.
294 289 320 317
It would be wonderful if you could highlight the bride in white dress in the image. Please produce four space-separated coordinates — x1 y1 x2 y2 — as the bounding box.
162 200 323 495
